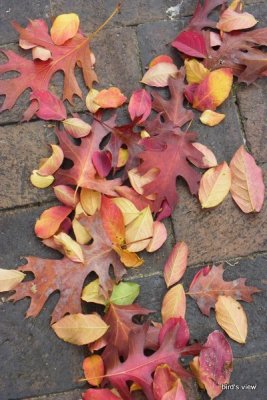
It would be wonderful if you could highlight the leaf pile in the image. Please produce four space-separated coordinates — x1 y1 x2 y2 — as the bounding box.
0 1 266 399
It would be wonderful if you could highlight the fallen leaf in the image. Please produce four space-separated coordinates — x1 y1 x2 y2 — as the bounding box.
30 170 54 188
50 13 80 45
54 232 84 263
73 217 91 244
112 197 140 225
185 59 210 84
215 295 248 343
192 68 233 111
53 185 79 208
52 313 108 345
86 89 101 113
172 31 207 58
191 143 218 168
128 89 152 123
161 284 186 323
83 355 104 386
110 282 140 306
81 279 106 305
63 118 92 138
37 145 64 176
34 206 72 239
199 161 231 208
128 167 158 200
188 264 260 316
146 221 168 253
80 188 101 215
149 55 174 68
230 145 265 213
153 364 179 400
200 110 225 126
162 379 186 400
141 62 178 87
28 90 67 121
82 389 121 400
101 196 125 246
217 8 258 32
94 87 127 108
32 46 51 61
164 242 188 288
125 206 154 252
117 148 129 168
0 269 26 292
92 151 112 178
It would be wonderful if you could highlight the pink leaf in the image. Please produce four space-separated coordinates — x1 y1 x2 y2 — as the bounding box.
92 151 112 178
128 89 152 124
30 90 67 121
172 31 207 58
164 242 188 287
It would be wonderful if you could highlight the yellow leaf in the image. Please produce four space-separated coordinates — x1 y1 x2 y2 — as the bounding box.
81 279 106 305
215 296 248 344
199 161 231 208
117 148 129 168
63 118 91 138
80 188 101 215
52 313 109 345
113 246 143 268
185 59 210 84
140 129 150 138
50 13 80 45
86 89 101 113
200 110 225 127
72 218 92 244
0 268 26 292
54 232 84 263
190 357 205 390
125 206 153 252
112 197 140 225
161 284 186 323
75 202 87 217
30 170 54 188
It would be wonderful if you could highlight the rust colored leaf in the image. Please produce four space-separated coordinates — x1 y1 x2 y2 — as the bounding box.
164 242 188 288
34 205 72 239
83 354 104 386
82 389 121 400
230 146 265 213
188 264 260 316
101 196 125 246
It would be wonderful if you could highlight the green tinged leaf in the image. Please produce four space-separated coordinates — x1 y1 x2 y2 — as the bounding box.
110 282 140 305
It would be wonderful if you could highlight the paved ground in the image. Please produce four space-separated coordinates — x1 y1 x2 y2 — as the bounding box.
0 1 266 399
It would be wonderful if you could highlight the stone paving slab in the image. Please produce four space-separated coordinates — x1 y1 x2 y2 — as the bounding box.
23 389 83 400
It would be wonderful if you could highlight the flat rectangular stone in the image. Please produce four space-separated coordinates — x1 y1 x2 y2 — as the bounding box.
171 164 267 265
0 121 57 210
0 1 51 45
50 0 194 33
23 389 83 400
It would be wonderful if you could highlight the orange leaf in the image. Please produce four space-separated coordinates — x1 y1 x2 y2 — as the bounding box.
230 146 265 213
50 13 80 45
192 68 233 111
38 144 64 176
113 246 143 268
34 206 72 239
101 196 125 246
149 55 174 68
200 110 225 127
217 8 258 32
199 162 231 208
185 59 210 84
161 284 186 323
83 355 104 386
95 87 127 109
163 242 188 288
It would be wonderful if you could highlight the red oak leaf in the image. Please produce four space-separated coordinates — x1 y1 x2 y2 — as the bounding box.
54 115 121 195
102 319 200 400
0 19 97 117
9 212 125 323
188 264 261 316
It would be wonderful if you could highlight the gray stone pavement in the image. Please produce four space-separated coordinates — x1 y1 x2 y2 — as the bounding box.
0 1 266 399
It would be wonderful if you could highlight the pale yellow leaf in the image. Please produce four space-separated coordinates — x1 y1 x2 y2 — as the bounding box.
125 206 153 252
200 110 225 127
0 269 26 292
81 279 106 305
32 46 52 61
141 62 178 87
52 313 108 345
215 296 247 344
30 170 54 188
112 197 140 225
54 232 84 263
72 218 92 244
80 188 101 215
185 59 210 84
128 167 158 200
86 89 101 113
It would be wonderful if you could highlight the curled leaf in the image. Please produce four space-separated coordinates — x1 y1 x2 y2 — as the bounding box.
200 110 225 127
54 232 84 263
164 242 188 288
30 170 54 188
52 313 108 345
0 269 26 292
34 206 72 239
38 144 64 176
51 13 80 45
141 62 178 87
63 118 92 138
199 162 231 208
32 46 51 61
161 284 186 323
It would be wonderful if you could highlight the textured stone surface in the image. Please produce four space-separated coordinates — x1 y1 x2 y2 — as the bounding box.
0 0 51 45
23 390 83 400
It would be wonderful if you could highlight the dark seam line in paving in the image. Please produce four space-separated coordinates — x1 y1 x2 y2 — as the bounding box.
234 352 267 361
232 86 250 151
0 199 57 214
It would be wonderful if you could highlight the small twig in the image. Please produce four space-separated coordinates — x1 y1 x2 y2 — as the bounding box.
88 1 124 41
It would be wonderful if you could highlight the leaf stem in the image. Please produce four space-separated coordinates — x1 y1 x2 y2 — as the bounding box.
88 1 125 41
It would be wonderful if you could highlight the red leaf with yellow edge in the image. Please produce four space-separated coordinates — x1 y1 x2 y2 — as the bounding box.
190 331 233 399
103 319 200 400
101 196 125 246
230 146 265 213
192 68 233 111
83 355 104 386
9 212 126 323
188 264 260 316
0 18 97 117
34 205 72 239
54 115 121 194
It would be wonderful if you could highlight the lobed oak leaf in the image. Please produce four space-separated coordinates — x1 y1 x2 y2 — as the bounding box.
9 212 126 323
186 0 227 31
0 18 97 117
191 331 233 399
54 115 121 195
188 264 260 316
102 318 200 400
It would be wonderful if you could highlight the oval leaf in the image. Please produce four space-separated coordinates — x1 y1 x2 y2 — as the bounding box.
52 313 108 345
30 90 67 121
217 8 258 32
199 162 231 208
63 118 91 138
230 146 265 213
215 296 248 344
34 206 72 239
51 13 80 45
94 87 127 108
112 197 140 225
125 206 153 252
54 232 84 263
101 196 125 246
146 221 168 253
200 110 225 127
141 63 178 87
185 59 210 84
161 284 186 323
83 355 104 386
80 188 101 215
172 31 207 58
81 279 106 305
54 185 79 208
164 242 188 288
128 89 152 123
191 143 218 168
110 282 140 305
0 269 26 292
